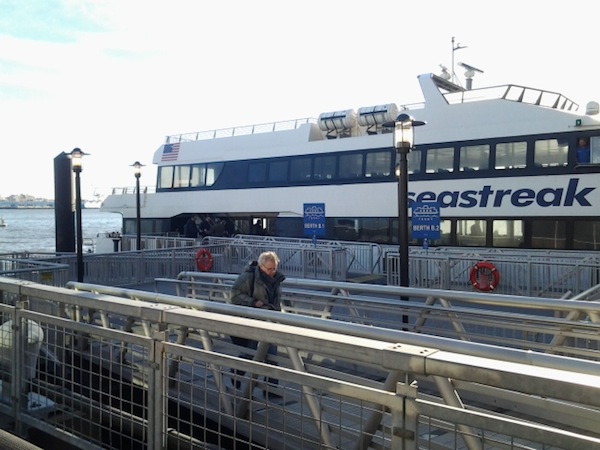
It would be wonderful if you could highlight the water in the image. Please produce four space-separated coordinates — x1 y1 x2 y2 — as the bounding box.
0 209 122 254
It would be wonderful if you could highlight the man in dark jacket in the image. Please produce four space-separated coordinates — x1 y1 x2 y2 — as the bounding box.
230 251 285 309
184 215 199 238
230 251 285 397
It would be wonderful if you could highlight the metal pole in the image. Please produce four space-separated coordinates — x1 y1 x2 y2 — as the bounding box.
136 174 141 251
398 147 409 288
451 36 455 84
131 161 144 251
74 168 84 282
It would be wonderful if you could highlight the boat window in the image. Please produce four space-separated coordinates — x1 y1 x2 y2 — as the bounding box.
495 141 527 169
492 220 524 248
389 218 420 245
314 155 336 180
358 218 390 243
173 166 191 188
456 219 486 247
190 164 206 187
574 137 591 165
425 219 452 246
158 166 174 189
438 220 452 245
205 163 223 186
290 157 312 182
124 218 170 235
573 220 600 250
269 160 288 182
408 150 421 174
333 218 358 240
532 220 566 248
425 147 454 173
534 138 568 167
577 135 600 165
339 153 363 179
591 136 600 164
459 144 490 171
365 151 392 177
249 162 267 183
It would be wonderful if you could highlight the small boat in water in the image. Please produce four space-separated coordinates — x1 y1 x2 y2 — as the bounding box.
0 218 6 227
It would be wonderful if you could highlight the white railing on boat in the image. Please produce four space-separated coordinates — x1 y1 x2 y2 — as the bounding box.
166 117 318 144
445 83 579 111
108 185 155 195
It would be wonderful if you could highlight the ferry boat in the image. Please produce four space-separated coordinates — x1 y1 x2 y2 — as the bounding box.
101 70 600 250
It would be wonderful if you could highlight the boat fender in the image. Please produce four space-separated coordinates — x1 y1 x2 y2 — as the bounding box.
469 261 500 292
195 248 213 272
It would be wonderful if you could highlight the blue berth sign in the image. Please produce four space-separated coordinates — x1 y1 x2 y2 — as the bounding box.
412 202 440 239
304 203 326 236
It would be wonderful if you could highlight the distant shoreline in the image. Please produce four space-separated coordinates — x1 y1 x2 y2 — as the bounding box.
0 206 102 210
0 206 54 209
0 202 103 210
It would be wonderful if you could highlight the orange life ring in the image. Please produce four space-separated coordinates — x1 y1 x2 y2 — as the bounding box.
195 248 213 272
469 261 500 292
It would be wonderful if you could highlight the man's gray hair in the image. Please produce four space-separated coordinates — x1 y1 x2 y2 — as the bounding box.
258 251 279 266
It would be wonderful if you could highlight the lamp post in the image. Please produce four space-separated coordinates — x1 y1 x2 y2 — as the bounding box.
70 148 86 282
131 161 144 251
385 113 425 288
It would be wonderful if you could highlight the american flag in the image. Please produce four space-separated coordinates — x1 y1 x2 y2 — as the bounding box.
161 143 180 162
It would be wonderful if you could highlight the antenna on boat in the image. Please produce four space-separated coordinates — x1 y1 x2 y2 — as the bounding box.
458 61 484 90
439 64 452 81
451 36 467 85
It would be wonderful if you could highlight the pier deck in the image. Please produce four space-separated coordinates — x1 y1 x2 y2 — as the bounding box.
0 274 599 449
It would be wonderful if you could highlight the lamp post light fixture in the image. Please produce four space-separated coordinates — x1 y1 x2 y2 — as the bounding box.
384 113 426 288
131 161 144 251
70 147 87 282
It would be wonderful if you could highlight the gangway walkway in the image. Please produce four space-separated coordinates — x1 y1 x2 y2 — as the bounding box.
162 271 600 359
0 275 597 448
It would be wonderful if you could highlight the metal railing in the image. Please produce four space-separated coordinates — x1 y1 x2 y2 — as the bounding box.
205 235 600 297
444 82 578 111
3 236 600 300
0 255 70 286
161 271 600 361
222 234 383 276
119 234 198 251
1 238 348 288
204 236 347 280
387 250 600 297
1 276 600 449
165 118 316 144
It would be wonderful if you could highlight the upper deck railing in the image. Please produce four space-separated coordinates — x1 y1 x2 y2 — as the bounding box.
165 117 317 144
444 83 579 110
108 185 155 195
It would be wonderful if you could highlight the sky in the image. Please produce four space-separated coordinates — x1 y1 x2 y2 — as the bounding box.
1 0 597 200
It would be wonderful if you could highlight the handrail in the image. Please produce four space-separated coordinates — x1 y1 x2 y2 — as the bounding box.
444 82 579 111
1 276 599 449
73 276 600 371
165 118 317 144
